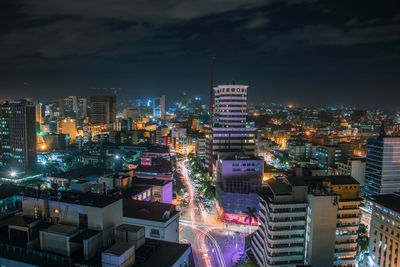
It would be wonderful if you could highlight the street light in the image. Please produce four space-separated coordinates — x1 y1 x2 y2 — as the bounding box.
10 171 16 177
114 155 120 160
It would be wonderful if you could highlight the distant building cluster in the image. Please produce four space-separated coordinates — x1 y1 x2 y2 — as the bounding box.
1 81 400 266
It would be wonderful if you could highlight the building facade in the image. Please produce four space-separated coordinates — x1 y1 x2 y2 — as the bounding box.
90 95 116 125
205 83 256 171
368 193 400 267
251 176 361 267
364 137 400 200
0 100 37 171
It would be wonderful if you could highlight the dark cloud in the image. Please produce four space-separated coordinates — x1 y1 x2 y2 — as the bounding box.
289 23 400 46
0 19 148 58
0 0 399 108
17 0 273 23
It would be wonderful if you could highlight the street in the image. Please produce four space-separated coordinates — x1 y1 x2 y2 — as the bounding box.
177 159 248 267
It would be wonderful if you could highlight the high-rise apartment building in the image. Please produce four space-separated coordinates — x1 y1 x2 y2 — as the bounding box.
251 176 360 267
205 83 256 171
153 95 165 119
364 136 400 200
90 95 116 125
0 100 37 171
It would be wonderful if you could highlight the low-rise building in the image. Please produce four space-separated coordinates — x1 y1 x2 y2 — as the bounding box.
123 199 179 243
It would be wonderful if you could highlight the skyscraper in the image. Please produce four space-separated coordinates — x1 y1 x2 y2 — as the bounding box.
0 100 37 171
364 136 400 199
153 95 165 119
205 83 256 171
90 95 116 125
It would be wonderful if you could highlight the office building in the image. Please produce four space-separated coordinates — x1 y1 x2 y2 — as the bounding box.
90 95 116 125
251 176 361 267
206 83 256 171
0 100 37 171
364 136 400 200
153 95 165 119
368 193 400 267
195 134 207 162
215 155 264 224
316 144 342 170
287 140 315 162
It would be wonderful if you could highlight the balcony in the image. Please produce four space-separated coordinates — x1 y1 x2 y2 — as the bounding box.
334 250 357 258
336 225 358 232
251 243 266 266
335 242 357 249
269 211 307 218
335 234 357 240
337 217 360 224
268 219 306 228
268 203 307 210
337 209 360 215
267 244 304 254
333 258 356 266
266 234 305 245
266 253 303 263
268 226 305 236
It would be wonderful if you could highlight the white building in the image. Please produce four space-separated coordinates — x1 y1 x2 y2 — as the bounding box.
338 158 366 187
122 199 179 243
206 83 256 171
252 176 360 267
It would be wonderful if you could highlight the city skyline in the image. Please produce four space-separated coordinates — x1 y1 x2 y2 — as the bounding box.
1 0 400 108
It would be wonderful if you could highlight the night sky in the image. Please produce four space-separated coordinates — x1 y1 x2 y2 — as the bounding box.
0 0 400 108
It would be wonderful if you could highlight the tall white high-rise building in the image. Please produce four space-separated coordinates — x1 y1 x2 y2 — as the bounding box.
213 84 248 128
205 83 256 171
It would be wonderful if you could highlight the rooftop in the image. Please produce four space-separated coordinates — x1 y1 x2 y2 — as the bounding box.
268 182 292 195
219 154 263 161
123 199 178 222
43 224 79 236
286 175 359 186
133 238 191 267
133 177 172 186
23 188 121 208
123 185 152 198
0 184 23 199
115 224 144 233
55 167 112 180
103 242 135 257
134 158 172 174
372 193 400 214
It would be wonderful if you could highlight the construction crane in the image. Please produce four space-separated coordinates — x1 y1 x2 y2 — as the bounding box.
91 87 122 97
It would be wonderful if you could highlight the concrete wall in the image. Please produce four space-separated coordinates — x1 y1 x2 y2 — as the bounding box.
122 213 179 242
162 181 173 204
84 232 103 260
305 194 338 266
40 231 80 257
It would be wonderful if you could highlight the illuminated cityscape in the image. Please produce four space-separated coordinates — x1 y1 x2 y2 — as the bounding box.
1 1 400 267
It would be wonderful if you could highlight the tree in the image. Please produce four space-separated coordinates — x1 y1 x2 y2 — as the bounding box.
197 177 215 201
244 207 258 234
357 223 369 254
